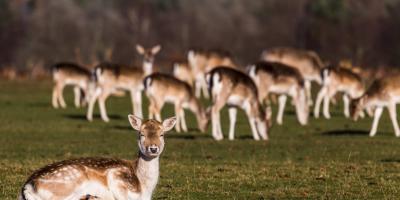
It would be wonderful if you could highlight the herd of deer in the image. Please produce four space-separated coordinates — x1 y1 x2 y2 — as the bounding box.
50 45 400 139
19 45 400 200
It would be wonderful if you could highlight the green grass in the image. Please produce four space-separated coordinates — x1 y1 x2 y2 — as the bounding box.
1 80 400 199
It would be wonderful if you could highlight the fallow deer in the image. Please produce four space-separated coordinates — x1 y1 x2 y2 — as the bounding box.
314 66 365 119
188 49 236 99
143 73 208 133
87 44 161 122
206 67 270 141
19 115 177 200
261 47 325 105
51 62 93 109
173 61 194 87
350 74 400 137
248 61 309 125
136 45 161 76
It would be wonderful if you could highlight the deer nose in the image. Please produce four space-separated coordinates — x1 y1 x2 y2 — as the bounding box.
149 147 158 153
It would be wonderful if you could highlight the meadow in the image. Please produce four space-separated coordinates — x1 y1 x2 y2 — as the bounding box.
1 80 400 199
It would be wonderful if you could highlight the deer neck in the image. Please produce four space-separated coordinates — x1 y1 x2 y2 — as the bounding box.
143 61 153 76
136 152 160 194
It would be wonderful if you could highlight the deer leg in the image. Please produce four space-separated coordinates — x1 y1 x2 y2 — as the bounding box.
343 94 350 118
135 91 143 119
200 75 209 99
174 104 182 133
370 107 383 137
211 102 224 141
86 87 101 121
314 86 327 118
73 86 81 108
52 84 59 108
388 103 400 137
98 89 111 122
57 84 67 108
180 107 188 132
276 95 287 125
304 80 313 106
228 107 237 140
323 88 335 119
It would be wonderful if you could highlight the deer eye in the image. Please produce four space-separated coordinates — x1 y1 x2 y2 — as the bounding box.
160 134 164 137
140 133 145 137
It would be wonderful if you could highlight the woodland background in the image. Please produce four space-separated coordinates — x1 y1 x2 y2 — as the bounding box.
1 0 400 77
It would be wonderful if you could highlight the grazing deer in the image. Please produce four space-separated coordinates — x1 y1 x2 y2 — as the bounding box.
207 67 270 141
248 61 309 125
19 115 177 200
51 62 93 109
188 49 236 99
173 61 194 87
314 66 365 119
261 47 324 105
87 44 161 122
136 44 161 76
350 74 400 137
143 73 208 133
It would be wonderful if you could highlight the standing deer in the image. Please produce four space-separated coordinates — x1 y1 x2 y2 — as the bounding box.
261 47 324 105
248 61 309 125
188 49 236 99
143 73 208 133
51 62 93 109
314 66 365 119
207 67 270 141
173 61 194 87
136 45 161 76
19 115 176 200
87 44 161 122
350 74 400 137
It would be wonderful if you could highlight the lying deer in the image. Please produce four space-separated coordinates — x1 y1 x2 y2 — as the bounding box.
188 49 236 99
248 61 309 125
350 74 400 137
144 73 208 133
261 47 324 105
314 66 365 119
51 62 93 109
19 115 176 200
207 67 270 141
87 44 161 122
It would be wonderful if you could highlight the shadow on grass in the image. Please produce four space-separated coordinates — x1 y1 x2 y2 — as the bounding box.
28 102 49 107
321 129 369 136
381 158 400 163
64 114 123 120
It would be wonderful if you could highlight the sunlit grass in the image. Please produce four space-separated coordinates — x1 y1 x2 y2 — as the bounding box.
0 80 399 199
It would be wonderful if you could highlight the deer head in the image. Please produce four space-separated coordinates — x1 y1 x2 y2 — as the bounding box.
128 115 176 158
136 44 161 75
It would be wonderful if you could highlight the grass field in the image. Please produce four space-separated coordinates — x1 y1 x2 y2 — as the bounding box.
1 80 400 199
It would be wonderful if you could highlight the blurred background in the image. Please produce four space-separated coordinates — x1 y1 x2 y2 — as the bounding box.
1 0 400 79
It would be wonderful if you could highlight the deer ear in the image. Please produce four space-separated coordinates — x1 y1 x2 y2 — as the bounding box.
151 45 161 54
136 45 145 55
162 116 176 132
128 115 142 131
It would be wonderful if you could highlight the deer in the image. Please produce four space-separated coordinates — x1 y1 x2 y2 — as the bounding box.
206 67 270 141
248 61 309 126
143 73 209 133
350 74 400 137
51 62 93 109
188 49 236 99
19 115 177 200
314 66 365 119
136 45 161 76
172 61 194 87
261 47 325 106
86 44 161 122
